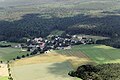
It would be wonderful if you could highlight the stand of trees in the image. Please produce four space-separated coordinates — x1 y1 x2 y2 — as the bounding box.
68 64 120 80
96 37 120 48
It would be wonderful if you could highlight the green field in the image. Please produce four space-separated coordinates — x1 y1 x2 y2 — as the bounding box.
57 44 120 64
0 77 8 80
0 48 30 61
10 44 120 80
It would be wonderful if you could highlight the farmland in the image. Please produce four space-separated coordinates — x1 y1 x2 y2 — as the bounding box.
10 49 89 80
0 64 9 80
0 47 30 61
0 77 8 80
56 44 120 64
7 44 120 80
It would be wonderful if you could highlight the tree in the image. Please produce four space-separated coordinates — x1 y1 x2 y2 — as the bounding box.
16 56 21 59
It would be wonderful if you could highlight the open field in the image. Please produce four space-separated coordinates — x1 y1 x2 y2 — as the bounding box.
0 64 9 80
10 44 120 80
56 44 120 64
72 44 120 64
0 77 8 80
11 62 76 80
10 49 87 80
0 48 30 61
11 50 91 68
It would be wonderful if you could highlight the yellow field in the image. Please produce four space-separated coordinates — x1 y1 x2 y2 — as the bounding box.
11 50 87 80
11 50 91 70
93 45 115 49
0 64 9 77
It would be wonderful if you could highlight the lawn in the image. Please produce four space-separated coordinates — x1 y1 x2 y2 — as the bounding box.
0 48 30 61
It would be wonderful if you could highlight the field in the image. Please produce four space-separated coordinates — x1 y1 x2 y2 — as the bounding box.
9 44 120 80
0 77 8 80
0 64 9 80
57 44 120 64
78 45 120 64
0 47 30 61
11 62 75 80
10 49 88 80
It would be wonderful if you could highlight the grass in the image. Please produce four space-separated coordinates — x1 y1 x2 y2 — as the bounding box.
0 47 30 61
10 44 120 80
0 77 8 80
10 50 87 80
56 44 120 65
72 44 120 64
11 62 75 80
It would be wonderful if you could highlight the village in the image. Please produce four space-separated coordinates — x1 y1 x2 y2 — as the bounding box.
25 34 95 54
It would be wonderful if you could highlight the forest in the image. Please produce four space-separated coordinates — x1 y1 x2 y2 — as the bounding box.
0 13 120 48
68 64 120 80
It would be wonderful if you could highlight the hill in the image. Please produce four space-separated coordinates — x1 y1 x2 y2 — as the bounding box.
0 0 120 47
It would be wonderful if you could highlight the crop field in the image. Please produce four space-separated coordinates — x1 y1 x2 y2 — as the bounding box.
78 45 120 64
0 64 9 80
0 48 30 61
57 44 120 64
0 77 8 80
10 49 87 80
10 44 120 80
11 62 76 80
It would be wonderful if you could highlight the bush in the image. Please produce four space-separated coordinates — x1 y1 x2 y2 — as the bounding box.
16 56 21 59
22 55 25 58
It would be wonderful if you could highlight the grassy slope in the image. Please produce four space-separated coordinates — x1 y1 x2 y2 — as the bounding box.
56 44 120 64
74 44 120 64
0 48 30 61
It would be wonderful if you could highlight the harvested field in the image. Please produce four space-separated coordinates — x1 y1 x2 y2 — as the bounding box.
11 62 76 80
11 49 89 80
12 50 91 69
0 64 8 77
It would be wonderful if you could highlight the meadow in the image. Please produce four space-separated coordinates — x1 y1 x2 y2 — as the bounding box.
0 47 30 61
56 44 120 64
0 77 8 80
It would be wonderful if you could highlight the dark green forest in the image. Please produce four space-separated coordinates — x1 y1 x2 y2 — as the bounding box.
0 13 120 47
69 64 120 80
